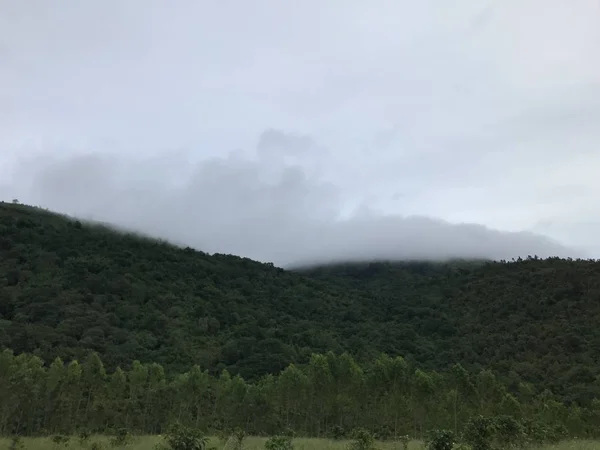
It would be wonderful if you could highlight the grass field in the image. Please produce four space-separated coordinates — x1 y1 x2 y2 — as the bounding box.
1 437 600 450
0 436 409 450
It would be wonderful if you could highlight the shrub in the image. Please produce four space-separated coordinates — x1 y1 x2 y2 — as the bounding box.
492 415 525 449
426 430 455 450
265 435 294 450
548 424 568 444
91 444 106 450
331 425 346 440
159 423 208 450
375 425 393 441
348 428 376 450
462 416 495 450
519 419 566 446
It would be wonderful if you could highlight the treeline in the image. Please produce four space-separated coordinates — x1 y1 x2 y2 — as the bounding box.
2 349 600 439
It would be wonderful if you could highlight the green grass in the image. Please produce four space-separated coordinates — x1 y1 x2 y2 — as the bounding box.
0 437 599 450
0 436 415 450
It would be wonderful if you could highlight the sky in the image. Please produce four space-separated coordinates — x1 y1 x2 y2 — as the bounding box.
1 0 599 267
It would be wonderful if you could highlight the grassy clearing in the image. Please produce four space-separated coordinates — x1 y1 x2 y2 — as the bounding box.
0 437 599 450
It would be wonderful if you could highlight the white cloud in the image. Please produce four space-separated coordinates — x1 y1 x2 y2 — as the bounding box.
2 135 578 267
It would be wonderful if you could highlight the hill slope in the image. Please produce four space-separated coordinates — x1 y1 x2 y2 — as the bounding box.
1 202 599 404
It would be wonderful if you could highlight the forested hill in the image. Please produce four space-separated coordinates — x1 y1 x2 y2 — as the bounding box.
1 202 600 405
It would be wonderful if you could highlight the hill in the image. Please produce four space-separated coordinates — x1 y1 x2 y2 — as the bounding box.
1 201 599 404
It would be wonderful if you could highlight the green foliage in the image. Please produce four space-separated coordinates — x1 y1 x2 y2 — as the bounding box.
91 443 106 450
1 201 600 408
374 425 393 441
520 419 565 446
426 430 455 450
282 428 295 438
2 202 600 441
491 416 525 449
462 417 495 450
348 428 376 450
461 416 562 450
158 423 208 450
330 426 346 440
1 343 600 439
265 435 293 450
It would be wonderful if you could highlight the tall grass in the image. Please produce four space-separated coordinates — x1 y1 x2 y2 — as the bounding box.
0 436 415 450
0 437 599 450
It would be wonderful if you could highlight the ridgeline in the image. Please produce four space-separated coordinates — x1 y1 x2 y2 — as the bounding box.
1 201 599 406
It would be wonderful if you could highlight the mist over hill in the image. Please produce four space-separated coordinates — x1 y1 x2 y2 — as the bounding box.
2 147 580 268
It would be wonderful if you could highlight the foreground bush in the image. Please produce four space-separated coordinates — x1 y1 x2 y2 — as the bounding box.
461 415 568 450
265 435 294 450
330 426 346 440
426 430 455 450
157 423 208 450
348 428 376 450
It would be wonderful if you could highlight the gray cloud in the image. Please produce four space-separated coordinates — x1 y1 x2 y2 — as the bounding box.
2 131 578 268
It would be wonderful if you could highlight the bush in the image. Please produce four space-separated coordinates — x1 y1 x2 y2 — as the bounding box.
158 423 208 450
549 424 568 444
331 425 346 440
426 430 455 450
265 435 294 450
519 419 565 446
462 416 495 450
348 428 376 450
375 425 393 441
492 416 525 449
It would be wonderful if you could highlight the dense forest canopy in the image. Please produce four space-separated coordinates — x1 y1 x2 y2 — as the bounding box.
1 201 600 408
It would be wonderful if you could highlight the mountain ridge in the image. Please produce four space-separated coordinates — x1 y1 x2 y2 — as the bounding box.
1 201 599 405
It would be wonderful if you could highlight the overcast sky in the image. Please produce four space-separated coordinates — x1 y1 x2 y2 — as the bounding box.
1 0 599 266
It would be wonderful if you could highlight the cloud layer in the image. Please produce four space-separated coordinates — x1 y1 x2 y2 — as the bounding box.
2 131 577 267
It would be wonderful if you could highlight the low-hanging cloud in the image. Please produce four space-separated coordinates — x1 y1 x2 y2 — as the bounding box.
2 130 578 268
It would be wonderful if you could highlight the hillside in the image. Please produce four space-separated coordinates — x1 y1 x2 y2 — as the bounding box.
1 201 600 404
